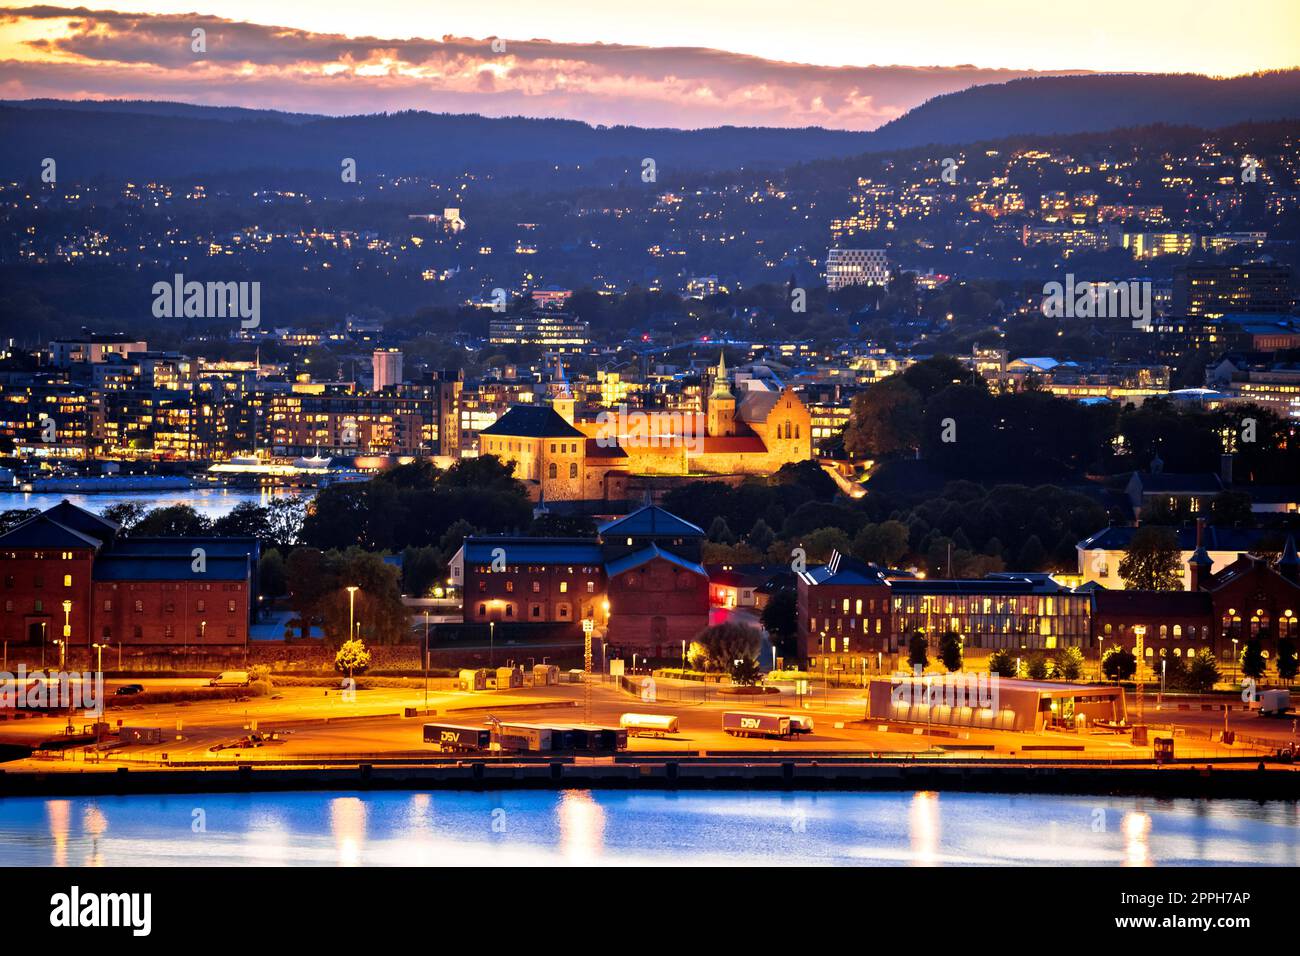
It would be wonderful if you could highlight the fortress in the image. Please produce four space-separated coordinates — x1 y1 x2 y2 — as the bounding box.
478 354 812 502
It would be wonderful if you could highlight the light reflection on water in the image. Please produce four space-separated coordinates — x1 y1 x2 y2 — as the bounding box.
0 790 1296 866
0 487 309 522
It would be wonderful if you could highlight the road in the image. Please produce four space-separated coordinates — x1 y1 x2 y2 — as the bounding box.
4 676 1272 770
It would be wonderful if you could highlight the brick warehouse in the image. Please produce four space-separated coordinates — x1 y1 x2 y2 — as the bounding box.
0 500 258 662
450 503 709 656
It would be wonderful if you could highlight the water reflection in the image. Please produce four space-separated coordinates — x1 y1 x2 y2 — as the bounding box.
1 790 1297 867
329 797 367 867
558 790 605 863
909 791 940 865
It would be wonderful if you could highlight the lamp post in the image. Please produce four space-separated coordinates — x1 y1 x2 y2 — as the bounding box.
1231 637 1240 685
582 618 594 724
1133 625 1146 726
346 586 359 643
423 609 430 712
92 642 106 673
54 638 66 669
489 619 495 668
40 621 47 668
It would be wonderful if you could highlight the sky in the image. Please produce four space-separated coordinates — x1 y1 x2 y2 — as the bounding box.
0 1 1294 130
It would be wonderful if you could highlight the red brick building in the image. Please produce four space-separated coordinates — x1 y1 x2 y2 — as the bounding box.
451 504 709 657
0 501 258 662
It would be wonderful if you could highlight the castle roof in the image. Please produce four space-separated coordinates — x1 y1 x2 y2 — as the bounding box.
480 403 585 439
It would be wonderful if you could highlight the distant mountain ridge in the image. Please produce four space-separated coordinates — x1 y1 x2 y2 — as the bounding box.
867 71 1300 149
2 70 1297 180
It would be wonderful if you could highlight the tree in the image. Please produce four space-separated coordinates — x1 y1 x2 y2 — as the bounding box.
729 658 763 686
130 504 211 537
987 648 1017 677
746 518 776 553
1016 535 1047 572
285 548 333 640
1186 649 1221 692
334 638 372 678
938 631 963 672
1102 647 1137 682
438 518 478 555
0 508 40 534
319 550 409 644
797 527 853 563
693 621 762 672
760 589 798 660
1240 640 1266 681
907 631 928 671
1055 646 1085 681
400 546 444 597
1277 638 1298 684
1026 655 1049 680
853 520 910 567
211 501 272 540
1162 652 1189 691
100 502 146 532
843 376 923 459
258 549 288 603
706 516 736 544
1117 526 1183 591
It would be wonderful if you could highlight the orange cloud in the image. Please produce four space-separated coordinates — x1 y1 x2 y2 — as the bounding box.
0 6 1089 128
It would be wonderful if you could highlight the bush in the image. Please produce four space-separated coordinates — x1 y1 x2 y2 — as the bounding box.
938 631 962 673
693 622 762 672
248 679 273 697
907 632 928 671
1026 655 1049 681
987 649 1017 678
1054 646 1085 681
1102 647 1137 682
1186 649 1220 692
1162 653 1190 690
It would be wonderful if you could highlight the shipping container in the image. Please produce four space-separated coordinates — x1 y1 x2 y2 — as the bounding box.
120 726 163 745
722 711 792 739
459 668 490 691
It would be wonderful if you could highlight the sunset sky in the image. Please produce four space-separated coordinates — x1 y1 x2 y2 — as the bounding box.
0 1 1295 129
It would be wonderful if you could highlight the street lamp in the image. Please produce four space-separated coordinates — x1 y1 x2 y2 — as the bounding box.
40 621 47 668
53 638 66 669
346 586 359 643
92 642 106 673
423 609 430 712
1231 637 1240 685
1133 625 1146 726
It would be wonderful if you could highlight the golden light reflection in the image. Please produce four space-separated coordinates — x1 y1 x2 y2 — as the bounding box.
330 796 367 866
909 790 940 865
1123 810 1151 866
82 803 108 867
558 790 605 862
45 800 70 867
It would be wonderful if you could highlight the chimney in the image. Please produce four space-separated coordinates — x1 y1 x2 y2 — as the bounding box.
1188 518 1212 591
